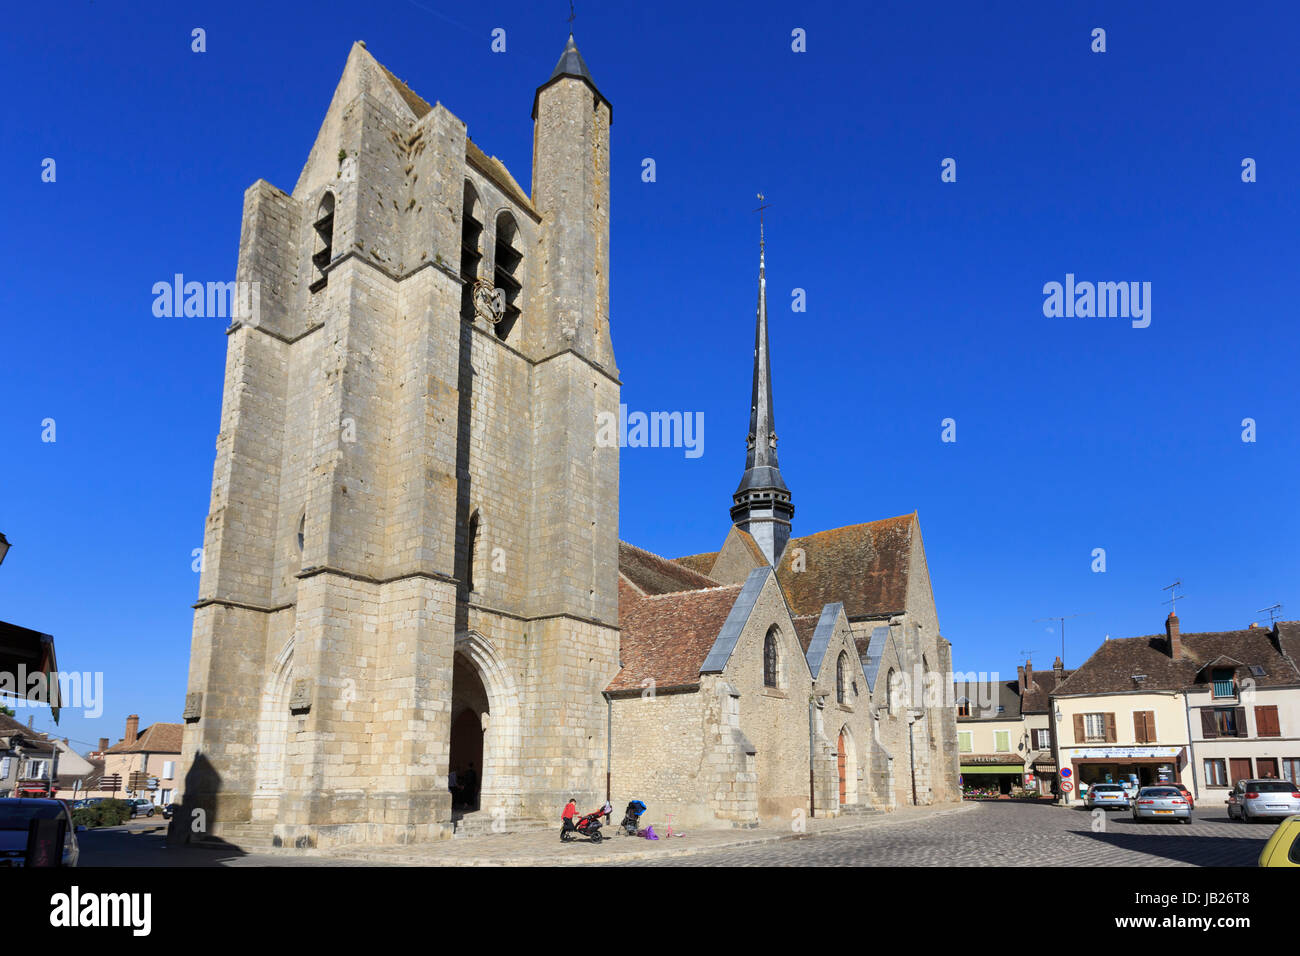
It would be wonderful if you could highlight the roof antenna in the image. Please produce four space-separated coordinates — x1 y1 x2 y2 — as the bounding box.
1032 612 1092 666
1258 603 1283 626
1162 579 1185 616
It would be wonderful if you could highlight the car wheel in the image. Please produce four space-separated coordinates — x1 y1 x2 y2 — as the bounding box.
1182 817 1191 825
147 809 155 817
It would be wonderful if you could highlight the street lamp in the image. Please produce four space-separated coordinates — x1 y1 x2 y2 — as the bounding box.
0 533 9 567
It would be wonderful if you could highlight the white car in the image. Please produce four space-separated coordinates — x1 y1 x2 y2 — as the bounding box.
0 798 80 866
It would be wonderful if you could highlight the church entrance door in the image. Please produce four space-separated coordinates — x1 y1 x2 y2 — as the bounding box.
837 730 847 805
450 654 489 813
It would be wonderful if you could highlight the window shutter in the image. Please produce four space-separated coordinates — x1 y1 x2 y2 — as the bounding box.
1073 714 1085 743
1200 708 1217 738
1234 706 1248 737
1104 712 1117 743
1254 705 1280 738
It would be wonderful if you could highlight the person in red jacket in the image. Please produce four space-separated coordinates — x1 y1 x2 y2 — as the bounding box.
560 798 579 841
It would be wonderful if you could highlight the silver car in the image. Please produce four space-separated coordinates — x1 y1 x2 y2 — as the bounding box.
1085 783 1131 810
0 798 80 866
1227 779 1300 822
1132 786 1192 824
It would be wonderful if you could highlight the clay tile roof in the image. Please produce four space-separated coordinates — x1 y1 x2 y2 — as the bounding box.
466 138 536 217
1020 669 1073 713
104 722 184 755
673 551 719 577
374 58 433 119
1053 627 1300 697
0 714 56 753
607 584 744 693
792 615 819 654
619 541 719 596
775 514 914 619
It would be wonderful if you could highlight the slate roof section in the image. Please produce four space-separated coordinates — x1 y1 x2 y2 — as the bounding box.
619 541 719 596
804 603 843 678
775 514 914 620
532 34 611 121
701 568 771 674
859 626 890 693
1052 624 1300 697
104 722 184 755
955 680 1021 719
607 584 744 693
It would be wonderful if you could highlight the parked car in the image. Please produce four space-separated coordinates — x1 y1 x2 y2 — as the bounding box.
1258 814 1300 867
0 798 80 866
1132 786 1192 824
1227 779 1300 822
1160 780 1195 809
1085 783 1131 810
125 798 156 818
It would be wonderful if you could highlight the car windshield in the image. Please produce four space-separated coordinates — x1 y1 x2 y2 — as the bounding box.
1143 788 1179 796
1252 782 1295 793
0 804 64 828
1092 785 1121 791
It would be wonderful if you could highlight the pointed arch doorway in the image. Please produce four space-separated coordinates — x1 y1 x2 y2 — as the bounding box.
837 725 859 806
449 631 523 819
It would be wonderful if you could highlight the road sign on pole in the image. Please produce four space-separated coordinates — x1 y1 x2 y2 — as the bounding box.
1061 780 1074 793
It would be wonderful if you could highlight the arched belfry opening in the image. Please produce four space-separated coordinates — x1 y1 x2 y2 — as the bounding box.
310 192 334 293
460 182 483 322
493 211 522 340
450 631 523 818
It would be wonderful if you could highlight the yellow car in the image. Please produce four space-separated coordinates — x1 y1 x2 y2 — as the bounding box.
1257 814 1300 867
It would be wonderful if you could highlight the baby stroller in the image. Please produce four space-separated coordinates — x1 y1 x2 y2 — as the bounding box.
563 808 605 844
620 800 647 836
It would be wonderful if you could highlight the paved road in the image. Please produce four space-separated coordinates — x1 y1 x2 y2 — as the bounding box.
622 801 1273 867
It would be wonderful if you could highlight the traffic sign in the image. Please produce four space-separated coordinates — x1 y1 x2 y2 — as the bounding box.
1060 767 1072 779
1060 780 1074 792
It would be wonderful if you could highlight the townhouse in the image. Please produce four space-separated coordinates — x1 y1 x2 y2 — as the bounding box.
1050 613 1300 804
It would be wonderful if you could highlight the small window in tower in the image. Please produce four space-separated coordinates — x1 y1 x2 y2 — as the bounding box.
310 193 335 293
836 652 847 705
493 211 523 341
296 511 305 554
763 626 780 688
460 182 483 322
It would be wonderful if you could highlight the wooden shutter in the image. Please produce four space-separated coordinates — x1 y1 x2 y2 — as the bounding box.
1104 712 1117 743
1234 706 1248 738
1200 708 1218 738
1073 714 1085 743
1254 705 1280 738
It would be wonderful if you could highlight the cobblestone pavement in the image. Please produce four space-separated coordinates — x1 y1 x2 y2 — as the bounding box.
624 802 1273 867
76 801 1272 866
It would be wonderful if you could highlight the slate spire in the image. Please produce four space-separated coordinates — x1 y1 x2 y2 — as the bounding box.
730 218 794 565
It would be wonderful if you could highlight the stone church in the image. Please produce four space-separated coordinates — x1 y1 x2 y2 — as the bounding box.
180 35 958 849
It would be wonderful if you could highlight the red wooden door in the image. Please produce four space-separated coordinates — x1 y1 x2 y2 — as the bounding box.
1229 757 1253 785
837 731 847 805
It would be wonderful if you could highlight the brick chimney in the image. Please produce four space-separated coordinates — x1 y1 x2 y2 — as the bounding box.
125 714 139 745
1024 659 1035 691
1166 612 1181 659
1017 664 1026 693
97 737 109 754
1053 656 1065 681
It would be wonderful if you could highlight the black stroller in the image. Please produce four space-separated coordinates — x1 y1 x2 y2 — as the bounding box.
619 800 647 836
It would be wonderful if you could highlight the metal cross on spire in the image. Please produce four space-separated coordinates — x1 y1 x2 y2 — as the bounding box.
568 1 576 34
754 192 771 247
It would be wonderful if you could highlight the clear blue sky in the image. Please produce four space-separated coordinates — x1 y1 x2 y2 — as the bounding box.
1 1 1296 751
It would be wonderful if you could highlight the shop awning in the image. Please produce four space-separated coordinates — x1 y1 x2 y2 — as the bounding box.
0 620 60 722
1030 751 1057 772
961 765 1024 775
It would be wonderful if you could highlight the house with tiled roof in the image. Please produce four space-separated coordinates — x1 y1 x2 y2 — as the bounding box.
100 714 183 806
1051 613 1300 804
0 712 58 797
606 218 959 826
